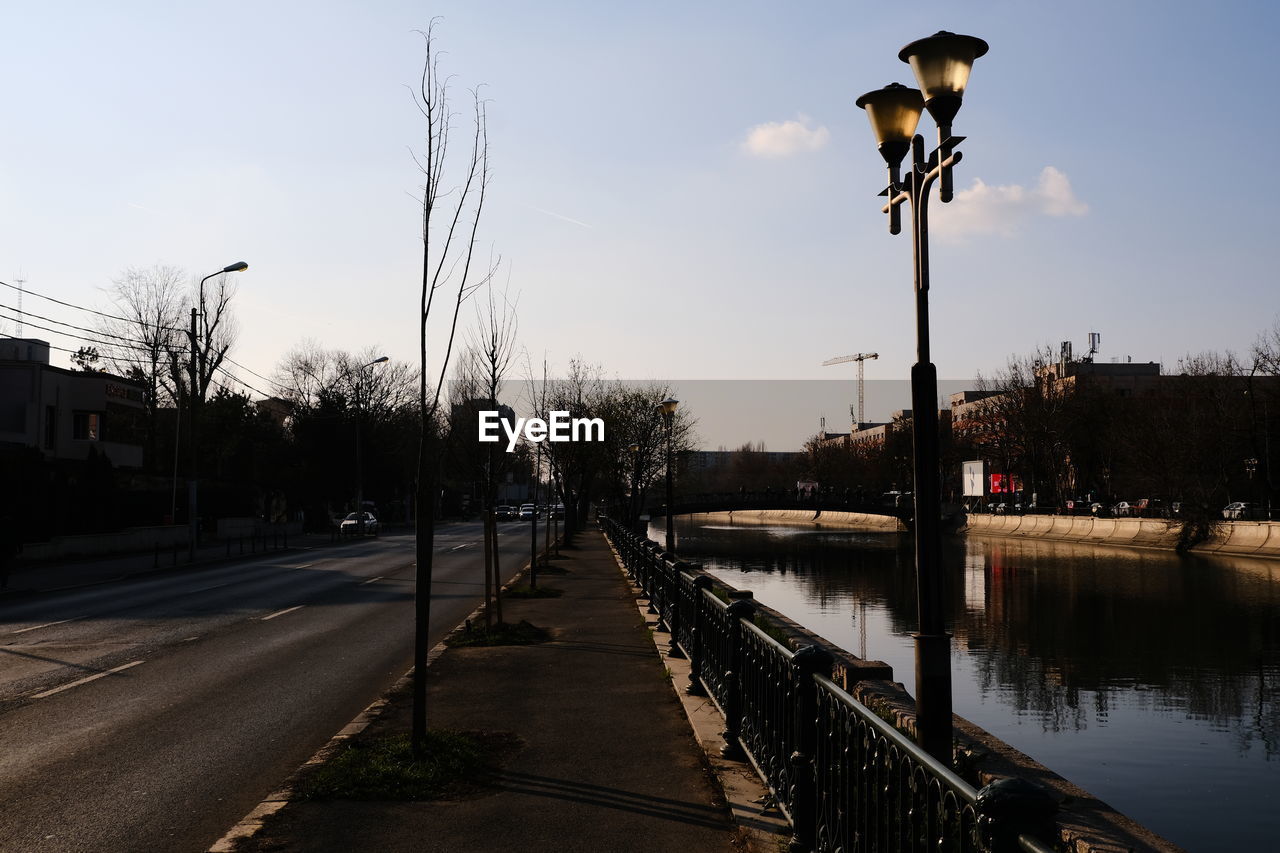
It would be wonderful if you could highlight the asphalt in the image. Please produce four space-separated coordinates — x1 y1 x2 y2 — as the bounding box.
230 529 742 853
0 528 391 597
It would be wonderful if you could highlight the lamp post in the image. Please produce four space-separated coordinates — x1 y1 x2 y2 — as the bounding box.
354 356 389 534
658 397 679 553
188 260 248 559
856 31 987 763
629 443 643 534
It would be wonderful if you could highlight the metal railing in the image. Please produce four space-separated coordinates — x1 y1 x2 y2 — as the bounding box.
601 516 1059 853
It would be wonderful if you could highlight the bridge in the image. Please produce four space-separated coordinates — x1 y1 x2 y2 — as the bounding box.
643 493 914 524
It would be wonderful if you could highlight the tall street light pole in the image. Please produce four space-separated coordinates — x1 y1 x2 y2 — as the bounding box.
629 443 643 534
856 30 987 763
188 260 248 560
658 397 679 553
355 356 389 534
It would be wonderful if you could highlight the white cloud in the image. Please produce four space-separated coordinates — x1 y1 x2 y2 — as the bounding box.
741 116 830 158
934 166 1087 241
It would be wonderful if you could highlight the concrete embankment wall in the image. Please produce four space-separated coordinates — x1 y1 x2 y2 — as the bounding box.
690 509 904 532
687 509 1280 560
963 513 1280 559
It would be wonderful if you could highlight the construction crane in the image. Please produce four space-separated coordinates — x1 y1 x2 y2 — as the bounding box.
823 352 878 429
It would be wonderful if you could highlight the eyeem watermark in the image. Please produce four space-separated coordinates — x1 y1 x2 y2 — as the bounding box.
478 410 605 452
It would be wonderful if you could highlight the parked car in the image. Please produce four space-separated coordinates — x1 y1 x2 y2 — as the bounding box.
1223 502 1252 520
519 504 536 520
1112 501 1132 517
339 511 379 536
494 505 516 521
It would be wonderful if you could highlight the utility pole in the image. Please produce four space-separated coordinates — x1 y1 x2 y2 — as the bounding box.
188 307 198 560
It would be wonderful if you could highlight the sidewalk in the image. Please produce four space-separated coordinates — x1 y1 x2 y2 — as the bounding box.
226 530 742 853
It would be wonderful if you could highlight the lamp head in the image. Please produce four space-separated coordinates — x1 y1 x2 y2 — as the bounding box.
898 31 988 128
222 261 249 273
855 83 924 168
658 396 679 417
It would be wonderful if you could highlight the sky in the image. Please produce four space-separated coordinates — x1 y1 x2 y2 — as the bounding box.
2 1 1278 448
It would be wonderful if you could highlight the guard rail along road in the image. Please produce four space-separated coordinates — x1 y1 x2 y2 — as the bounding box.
600 516 1064 853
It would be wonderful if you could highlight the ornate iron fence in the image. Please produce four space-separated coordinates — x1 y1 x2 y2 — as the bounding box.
600 516 1059 853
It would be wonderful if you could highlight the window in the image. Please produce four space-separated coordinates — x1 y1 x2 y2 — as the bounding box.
73 411 102 441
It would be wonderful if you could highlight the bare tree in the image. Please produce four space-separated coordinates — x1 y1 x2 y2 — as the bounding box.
411 22 496 754
96 264 186 465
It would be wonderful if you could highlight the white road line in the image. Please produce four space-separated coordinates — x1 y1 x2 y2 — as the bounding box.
261 605 305 621
450 544 471 551
292 563 315 569
359 576 383 585
31 660 145 699
11 616 84 635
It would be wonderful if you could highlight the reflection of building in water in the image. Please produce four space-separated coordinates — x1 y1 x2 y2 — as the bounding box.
963 538 986 613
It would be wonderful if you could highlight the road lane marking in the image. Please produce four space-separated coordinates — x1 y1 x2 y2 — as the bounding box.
450 544 471 551
292 563 315 569
11 617 84 635
360 576 384 585
261 605 305 621
31 660 145 699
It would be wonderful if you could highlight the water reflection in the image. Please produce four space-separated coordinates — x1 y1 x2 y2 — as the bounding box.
663 519 1280 850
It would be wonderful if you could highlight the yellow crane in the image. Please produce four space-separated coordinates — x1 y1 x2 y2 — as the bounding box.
822 352 879 429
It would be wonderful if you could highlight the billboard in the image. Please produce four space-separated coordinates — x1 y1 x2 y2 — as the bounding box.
962 460 985 497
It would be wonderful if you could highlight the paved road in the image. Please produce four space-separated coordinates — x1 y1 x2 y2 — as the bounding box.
0 521 540 853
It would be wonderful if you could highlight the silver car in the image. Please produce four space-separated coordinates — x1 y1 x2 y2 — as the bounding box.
340 511 379 536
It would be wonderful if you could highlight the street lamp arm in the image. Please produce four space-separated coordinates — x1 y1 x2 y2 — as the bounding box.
881 147 963 215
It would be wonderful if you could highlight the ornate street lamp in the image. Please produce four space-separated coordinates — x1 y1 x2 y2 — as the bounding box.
856 31 987 763
657 397 679 553
188 261 248 559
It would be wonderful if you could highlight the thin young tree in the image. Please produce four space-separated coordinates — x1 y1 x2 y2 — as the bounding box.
468 281 518 627
411 22 495 755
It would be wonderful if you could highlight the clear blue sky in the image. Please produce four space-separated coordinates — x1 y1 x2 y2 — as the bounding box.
2 1 1277 423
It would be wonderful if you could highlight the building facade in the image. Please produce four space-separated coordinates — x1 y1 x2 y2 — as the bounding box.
0 339 145 468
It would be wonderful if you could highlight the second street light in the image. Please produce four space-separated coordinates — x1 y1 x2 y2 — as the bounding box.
856 30 987 763
188 260 248 559
658 397 678 554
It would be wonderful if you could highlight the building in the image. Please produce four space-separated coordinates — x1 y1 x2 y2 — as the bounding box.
0 338 145 467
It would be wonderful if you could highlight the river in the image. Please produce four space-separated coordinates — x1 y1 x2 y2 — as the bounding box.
653 517 1280 851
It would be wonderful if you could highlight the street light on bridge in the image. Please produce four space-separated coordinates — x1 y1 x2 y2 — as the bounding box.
657 397 679 554
855 30 987 764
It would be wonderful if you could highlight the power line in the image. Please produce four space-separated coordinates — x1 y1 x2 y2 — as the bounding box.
0 278 187 334
0 301 181 351
0 310 188 356
222 354 284 392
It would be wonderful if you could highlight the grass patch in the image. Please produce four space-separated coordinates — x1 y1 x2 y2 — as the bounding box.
297 731 497 801
503 584 563 598
445 619 551 647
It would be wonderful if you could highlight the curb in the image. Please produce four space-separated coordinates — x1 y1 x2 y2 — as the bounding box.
206 542 556 853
